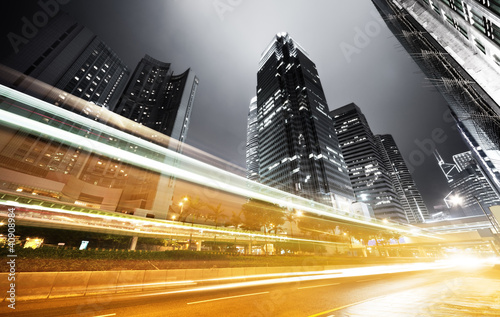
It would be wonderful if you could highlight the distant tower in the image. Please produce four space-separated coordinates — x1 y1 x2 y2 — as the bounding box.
246 96 259 181
434 150 458 183
251 33 355 208
437 151 500 217
377 134 430 223
331 103 406 223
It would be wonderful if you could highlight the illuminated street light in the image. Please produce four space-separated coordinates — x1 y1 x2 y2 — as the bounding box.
444 191 500 254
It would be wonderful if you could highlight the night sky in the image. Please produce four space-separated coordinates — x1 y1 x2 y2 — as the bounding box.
1 0 468 211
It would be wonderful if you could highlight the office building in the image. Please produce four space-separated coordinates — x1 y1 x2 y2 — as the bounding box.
376 134 430 223
331 103 406 222
112 54 198 151
438 151 500 217
246 96 259 181
0 12 129 110
251 33 355 208
372 0 500 200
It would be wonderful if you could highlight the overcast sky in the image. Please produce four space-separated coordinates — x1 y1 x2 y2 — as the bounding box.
2 0 468 211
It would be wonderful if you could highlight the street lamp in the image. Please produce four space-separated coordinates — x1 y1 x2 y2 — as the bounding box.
178 197 188 222
446 192 500 254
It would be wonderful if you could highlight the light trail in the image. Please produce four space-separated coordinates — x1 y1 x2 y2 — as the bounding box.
0 201 344 245
134 261 460 298
186 291 269 305
0 84 440 238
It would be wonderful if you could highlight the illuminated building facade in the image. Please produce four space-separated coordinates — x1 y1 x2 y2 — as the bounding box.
376 134 430 223
438 151 500 217
252 33 354 208
246 96 259 181
331 103 406 223
372 0 500 200
0 12 129 110
112 54 198 151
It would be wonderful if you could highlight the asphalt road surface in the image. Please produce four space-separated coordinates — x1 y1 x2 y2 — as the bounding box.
3 265 499 316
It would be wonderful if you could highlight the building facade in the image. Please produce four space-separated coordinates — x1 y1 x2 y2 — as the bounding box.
112 54 198 151
372 0 500 200
251 33 354 209
0 12 129 110
438 151 500 217
331 103 406 222
376 134 430 223
246 96 259 181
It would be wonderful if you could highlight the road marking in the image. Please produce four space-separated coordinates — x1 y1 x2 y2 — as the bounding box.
355 278 381 283
94 314 116 317
298 283 340 290
307 294 389 317
187 291 270 305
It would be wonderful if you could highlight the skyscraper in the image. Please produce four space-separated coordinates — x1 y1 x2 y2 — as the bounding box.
246 96 259 181
112 54 198 151
331 103 406 223
376 134 430 223
437 151 500 217
251 33 354 208
0 12 129 110
372 0 500 200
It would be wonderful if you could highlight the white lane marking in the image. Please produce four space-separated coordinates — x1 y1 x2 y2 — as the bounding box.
187 291 270 305
297 283 341 290
94 314 116 317
355 278 381 283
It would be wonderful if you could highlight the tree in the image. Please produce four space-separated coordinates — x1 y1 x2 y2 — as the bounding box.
240 199 285 233
206 203 226 228
228 210 243 229
178 195 205 223
284 210 297 238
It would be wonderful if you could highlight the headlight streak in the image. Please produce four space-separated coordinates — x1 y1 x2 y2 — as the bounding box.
0 201 342 244
0 85 439 238
134 262 459 298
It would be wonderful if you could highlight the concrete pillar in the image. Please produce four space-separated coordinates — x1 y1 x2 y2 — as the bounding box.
130 236 138 251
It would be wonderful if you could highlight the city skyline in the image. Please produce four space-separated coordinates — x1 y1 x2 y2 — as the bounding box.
1 1 469 211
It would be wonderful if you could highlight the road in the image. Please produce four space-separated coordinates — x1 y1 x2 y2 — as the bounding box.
3 264 500 316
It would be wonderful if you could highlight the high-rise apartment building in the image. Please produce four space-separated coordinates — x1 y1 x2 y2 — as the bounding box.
0 12 129 110
112 54 198 151
331 103 406 222
251 33 354 208
376 134 430 223
372 0 500 199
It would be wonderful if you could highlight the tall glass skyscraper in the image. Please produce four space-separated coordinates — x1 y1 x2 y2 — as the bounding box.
331 103 406 223
112 54 198 151
0 12 129 110
438 151 500 217
250 33 354 208
372 0 500 200
376 134 430 223
246 96 259 181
